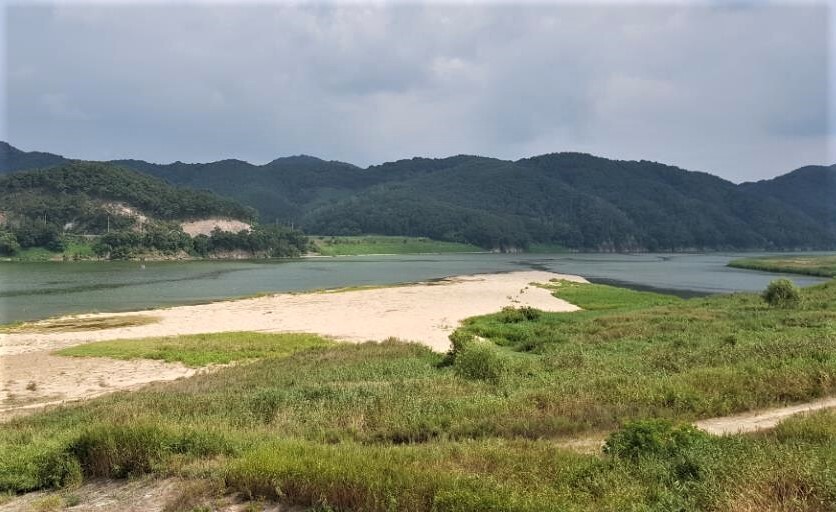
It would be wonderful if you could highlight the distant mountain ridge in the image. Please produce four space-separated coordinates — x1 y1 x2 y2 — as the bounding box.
1 142 833 251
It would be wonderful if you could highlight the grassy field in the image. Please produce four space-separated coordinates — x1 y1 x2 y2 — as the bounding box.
1 281 835 509
310 235 482 256
728 254 836 278
58 332 334 367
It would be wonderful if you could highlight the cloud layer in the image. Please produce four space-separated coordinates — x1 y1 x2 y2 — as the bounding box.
4 2 832 181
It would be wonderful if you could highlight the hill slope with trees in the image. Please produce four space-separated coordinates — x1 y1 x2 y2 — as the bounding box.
0 162 307 259
739 165 836 235
2 142 833 252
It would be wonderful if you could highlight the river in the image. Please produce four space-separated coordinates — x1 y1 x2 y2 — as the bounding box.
0 252 831 323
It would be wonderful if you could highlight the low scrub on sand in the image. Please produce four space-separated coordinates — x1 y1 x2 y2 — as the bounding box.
2 280 836 509
4 315 158 333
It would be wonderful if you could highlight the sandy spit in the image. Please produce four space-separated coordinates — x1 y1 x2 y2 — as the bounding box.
1 270 585 356
0 270 584 418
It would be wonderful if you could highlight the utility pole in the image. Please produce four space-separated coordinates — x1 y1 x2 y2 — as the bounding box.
107 215 110 234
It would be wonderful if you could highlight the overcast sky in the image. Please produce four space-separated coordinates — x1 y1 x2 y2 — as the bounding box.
2 1 833 182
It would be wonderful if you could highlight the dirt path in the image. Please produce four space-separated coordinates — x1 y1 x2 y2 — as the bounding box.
694 396 836 435
558 396 836 454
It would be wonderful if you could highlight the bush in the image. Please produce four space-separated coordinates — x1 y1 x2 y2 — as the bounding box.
441 330 475 366
762 279 800 308
603 419 709 461
68 424 233 478
0 231 20 255
453 342 507 384
498 306 541 323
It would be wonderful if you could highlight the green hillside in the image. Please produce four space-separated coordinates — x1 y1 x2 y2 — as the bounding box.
0 162 307 260
2 143 833 252
740 165 836 234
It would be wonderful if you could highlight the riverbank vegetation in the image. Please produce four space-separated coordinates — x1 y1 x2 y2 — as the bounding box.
1 279 835 509
728 254 836 278
310 235 482 256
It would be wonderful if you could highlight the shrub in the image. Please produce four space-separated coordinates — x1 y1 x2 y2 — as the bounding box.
453 342 507 384
603 419 709 461
0 231 20 256
441 330 475 366
498 306 541 323
762 279 800 308
34 451 82 490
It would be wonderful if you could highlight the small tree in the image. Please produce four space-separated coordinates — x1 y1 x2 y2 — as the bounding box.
0 231 21 256
762 278 800 308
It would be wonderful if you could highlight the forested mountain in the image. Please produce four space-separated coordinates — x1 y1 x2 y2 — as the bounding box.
1 142 833 251
0 162 306 259
0 161 254 228
740 165 836 234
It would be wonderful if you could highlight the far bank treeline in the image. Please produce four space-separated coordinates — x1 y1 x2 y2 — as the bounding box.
0 163 308 259
2 142 835 253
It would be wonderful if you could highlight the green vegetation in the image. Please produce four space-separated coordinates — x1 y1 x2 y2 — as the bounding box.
311 235 482 256
762 278 801 308
729 254 836 278
0 161 253 223
58 332 334 367
1 280 835 509
0 162 310 260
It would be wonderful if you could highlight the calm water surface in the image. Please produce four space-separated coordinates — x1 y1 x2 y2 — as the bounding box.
0 253 831 323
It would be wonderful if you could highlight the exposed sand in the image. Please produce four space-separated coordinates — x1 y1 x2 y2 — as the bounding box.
694 396 836 435
0 270 584 417
0 354 196 421
181 218 252 236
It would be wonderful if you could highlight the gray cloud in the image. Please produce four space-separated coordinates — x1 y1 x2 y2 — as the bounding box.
3 1 832 182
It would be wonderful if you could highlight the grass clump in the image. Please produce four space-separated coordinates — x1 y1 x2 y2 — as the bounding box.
762 278 801 308
57 332 334 367
30 495 64 511
453 342 508 384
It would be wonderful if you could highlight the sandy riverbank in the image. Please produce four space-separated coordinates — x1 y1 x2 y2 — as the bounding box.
1 270 585 418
